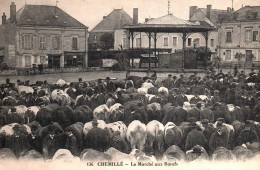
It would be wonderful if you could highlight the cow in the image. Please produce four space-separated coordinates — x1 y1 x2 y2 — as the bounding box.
147 102 162 122
74 105 93 123
126 120 146 151
162 145 186 162
211 147 236 160
164 122 182 148
93 104 110 123
146 120 165 153
51 89 71 106
80 149 112 161
108 103 125 123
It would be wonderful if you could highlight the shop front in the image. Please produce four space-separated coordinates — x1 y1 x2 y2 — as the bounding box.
64 52 85 67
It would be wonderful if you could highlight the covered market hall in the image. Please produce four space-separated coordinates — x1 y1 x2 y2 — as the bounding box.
124 13 214 70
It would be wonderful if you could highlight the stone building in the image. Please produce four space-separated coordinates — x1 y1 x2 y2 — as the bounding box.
89 9 134 51
218 6 260 63
0 2 88 68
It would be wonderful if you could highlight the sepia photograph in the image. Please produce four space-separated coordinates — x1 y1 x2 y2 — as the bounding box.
0 0 260 169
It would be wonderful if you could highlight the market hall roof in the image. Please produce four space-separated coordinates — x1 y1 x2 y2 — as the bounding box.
8 5 87 28
124 13 214 33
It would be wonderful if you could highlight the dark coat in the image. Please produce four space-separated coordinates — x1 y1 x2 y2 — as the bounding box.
27 134 42 153
175 106 187 126
162 106 176 125
185 128 207 151
200 108 214 123
237 128 259 145
42 134 60 160
175 94 188 106
65 134 79 156
6 134 30 158
209 127 229 151
187 108 200 121
83 127 110 152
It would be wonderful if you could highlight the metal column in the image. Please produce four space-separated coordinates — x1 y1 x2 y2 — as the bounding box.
182 31 187 69
148 32 151 70
205 31 209 69
154 33 157 68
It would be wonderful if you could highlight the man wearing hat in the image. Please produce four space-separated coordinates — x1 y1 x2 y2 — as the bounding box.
163 74 173 89
0 86 6 100
237 120 259 146
198 101 214 123
209 119 229 152
65 130 79 156
106 77 115 93
27 125 42 153
6 124 30 158
42 125 59 160
175 87 188 107
201 119 215 152
75 89 90 107
185 121 207 151
210 90 220 105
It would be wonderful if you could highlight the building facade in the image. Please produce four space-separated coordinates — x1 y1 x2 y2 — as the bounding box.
89 9 134 51
218 6 260 63
0 3 88 68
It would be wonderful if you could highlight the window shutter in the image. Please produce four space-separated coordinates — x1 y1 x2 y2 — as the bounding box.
31 35 33 49
22 35 24 49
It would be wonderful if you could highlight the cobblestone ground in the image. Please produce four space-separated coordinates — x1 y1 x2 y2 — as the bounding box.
0 68 254 85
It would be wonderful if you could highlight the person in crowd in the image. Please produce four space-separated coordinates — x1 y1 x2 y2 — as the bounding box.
238 120 259 146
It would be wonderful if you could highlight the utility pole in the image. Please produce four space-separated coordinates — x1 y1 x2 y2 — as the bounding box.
168 0 171 15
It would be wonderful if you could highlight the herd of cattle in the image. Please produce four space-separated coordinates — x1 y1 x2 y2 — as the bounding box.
0 71 259 163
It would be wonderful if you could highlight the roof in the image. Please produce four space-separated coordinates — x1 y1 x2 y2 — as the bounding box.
8 5 87 28
197 8 227 25
91 9 133 32
144 14 197 25
124 14 214 33
219 6 260 23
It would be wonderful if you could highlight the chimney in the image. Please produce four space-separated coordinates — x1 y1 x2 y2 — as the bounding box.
227 7 231 13
206 5 212 19
189 6 198 19
133 8 138 24
10 2 16 23
2 13 6 24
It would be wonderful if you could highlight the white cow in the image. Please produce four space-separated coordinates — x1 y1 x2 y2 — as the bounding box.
126 120 147 151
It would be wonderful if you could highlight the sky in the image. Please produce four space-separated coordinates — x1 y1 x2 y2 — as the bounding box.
0 0 259 30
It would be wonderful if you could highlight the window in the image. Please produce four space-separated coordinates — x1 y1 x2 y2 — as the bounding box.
225 50 231 61
123 38 128 48
245 29 252 42
72 37 78 50
193 38 200 47
24 55 31 67
253 31 258 42
34 56 38 63
40 56 46 64
188 38 192 46
172 37 177 46
39 35 45 49
22 34 33 49
94 35 97 40
246 50 253 61
52 35 60 50
136 38 141 47
226 31 232 43
210 39 214 47
164 37 169 46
